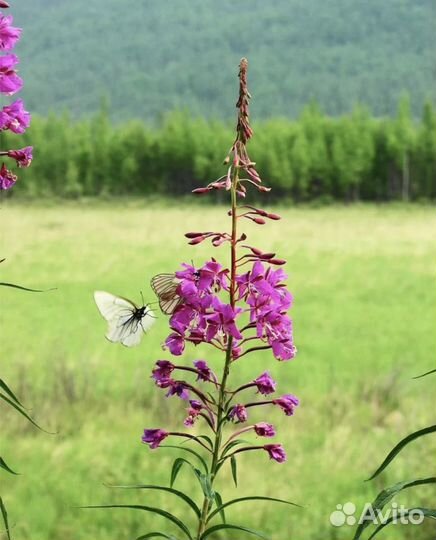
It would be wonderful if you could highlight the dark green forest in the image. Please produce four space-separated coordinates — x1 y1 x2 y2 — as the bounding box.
3 97 435 202
10 0 436 120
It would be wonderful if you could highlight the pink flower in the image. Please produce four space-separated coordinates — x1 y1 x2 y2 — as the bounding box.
273 394 300 416
141 429 169 449
264 444 287 463
0 54 23 95
254 422 276 438
165 332 185 356
0 162 16 190
157 378 190 400
229 404 248 423
254 371 276 395
0 14 21 51
152 360 175 382
7 146 33 167
184 400 202 427
0 99 30 134
194 359 215 382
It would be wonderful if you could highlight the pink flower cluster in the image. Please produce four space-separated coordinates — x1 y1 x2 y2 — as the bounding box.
164 258 296 362
0 6 32 191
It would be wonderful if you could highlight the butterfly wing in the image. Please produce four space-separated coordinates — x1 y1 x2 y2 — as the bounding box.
151 273 181 315
94 291 155 347
94 291 136 322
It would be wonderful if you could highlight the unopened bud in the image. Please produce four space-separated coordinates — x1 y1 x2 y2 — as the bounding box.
185 232 206 239
260 252 276 260
192 187 210 194
269 259 286 266
0 1 10 7
188 236 205 245
223 155 230 165
258 185 271 192
252 217 266 225
267 213 281 220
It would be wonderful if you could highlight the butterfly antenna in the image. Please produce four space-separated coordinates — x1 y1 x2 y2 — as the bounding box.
140 290 145 305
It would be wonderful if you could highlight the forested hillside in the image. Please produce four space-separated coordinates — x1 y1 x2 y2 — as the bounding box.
10 0 436 120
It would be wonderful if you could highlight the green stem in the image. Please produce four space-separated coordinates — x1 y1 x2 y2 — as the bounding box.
195 169 239 539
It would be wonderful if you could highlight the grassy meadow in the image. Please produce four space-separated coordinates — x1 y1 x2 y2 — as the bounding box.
1 200 436 540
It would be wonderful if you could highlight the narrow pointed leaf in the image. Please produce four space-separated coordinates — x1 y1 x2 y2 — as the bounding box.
353 477 436 540
413 368 436 379
221 439 251 457
201 523 270 539
230 455 238 487
81 505 192 539
367 425 436 480
207 495 301 523
0 497 11 540
213 492 225 523
170 458 185 488
0 457 19 475
0 379 25 408
162 445 208 472
0 393 47 431
0 282 56 292
109 484 200 517
367 508 436 540
136 533 179 540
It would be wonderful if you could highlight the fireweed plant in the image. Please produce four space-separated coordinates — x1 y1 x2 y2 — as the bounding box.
0 3 36 538
90 59 301 540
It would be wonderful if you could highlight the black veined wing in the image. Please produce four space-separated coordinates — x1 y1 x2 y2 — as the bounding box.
94 290 156 347
150 273 182 315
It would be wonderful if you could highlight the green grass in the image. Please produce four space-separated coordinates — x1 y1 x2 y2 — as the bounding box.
1 201 436 540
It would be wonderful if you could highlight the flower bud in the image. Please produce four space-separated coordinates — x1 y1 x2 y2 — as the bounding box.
192 187 211 194
268 258 286 265
0 1 10 7
185 232 206 239
188 236 205 245
267 213 281 220
252 217 266 225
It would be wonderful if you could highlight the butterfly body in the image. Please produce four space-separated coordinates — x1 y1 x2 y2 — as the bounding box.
94 290 156 347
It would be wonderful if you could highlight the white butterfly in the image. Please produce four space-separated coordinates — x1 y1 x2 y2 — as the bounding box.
94 291 156 347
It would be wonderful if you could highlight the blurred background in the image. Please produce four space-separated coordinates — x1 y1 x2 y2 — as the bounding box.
1 1 436 540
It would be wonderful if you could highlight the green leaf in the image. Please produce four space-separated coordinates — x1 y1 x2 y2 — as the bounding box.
81 505 192 540
207 496 301 523
201 523 270 540
0 392 47 431
353 477 436 540
0 457 19 475
0 282 56 292
367 507 436 539
108 484 200 517
136 533 180 540
413 368 436 379
221 439 251 457
230 455 238 487
162 445 208 472
198 473 214 500
0 379 25 408
0 496 11 540
213 492 225 524
170 458 185 488
367 425 436 480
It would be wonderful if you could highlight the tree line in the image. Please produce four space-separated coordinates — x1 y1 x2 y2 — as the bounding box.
2 97 436 202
